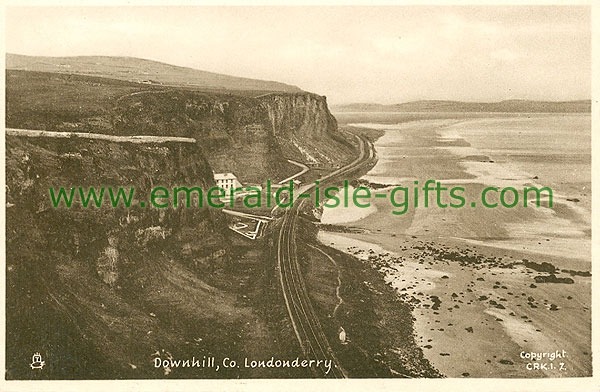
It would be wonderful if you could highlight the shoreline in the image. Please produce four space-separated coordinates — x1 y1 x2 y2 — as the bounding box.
319 116 591 377
318 230 592 378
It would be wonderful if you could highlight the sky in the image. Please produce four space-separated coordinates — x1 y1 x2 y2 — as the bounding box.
6 6 591 104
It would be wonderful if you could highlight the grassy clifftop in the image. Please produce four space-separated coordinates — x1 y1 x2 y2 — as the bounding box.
7 53 302 93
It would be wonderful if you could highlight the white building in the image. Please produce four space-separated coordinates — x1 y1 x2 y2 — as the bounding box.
214 172 242 190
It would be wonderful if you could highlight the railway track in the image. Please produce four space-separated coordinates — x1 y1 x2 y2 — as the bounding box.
276 132 372 378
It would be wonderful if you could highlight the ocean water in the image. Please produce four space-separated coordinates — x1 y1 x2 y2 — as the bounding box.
326 113 591 265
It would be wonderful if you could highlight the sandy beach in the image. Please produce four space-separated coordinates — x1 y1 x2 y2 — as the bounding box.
320 115 591 377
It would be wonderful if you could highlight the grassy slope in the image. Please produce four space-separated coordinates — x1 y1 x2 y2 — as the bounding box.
7 53 302 93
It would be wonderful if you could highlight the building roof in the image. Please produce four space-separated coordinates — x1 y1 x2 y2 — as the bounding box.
214 172 238 181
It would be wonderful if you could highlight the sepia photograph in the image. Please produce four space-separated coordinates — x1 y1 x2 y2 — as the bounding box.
1 2 598 391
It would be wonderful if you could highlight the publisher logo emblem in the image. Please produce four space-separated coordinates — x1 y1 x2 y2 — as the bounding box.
30 352 45 370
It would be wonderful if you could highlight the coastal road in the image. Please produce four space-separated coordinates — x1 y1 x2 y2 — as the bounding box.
278 159 310 185
276 132 372 378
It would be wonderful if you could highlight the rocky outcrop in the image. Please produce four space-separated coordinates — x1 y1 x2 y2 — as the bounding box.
109 90 351 182
255 93 353 166
6 71 352 280
259 93 338 138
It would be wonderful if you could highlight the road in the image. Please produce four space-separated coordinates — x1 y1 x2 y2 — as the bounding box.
278 159 309 185
276 132 372 378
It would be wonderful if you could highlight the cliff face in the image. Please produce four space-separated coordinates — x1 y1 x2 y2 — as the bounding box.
110 90 351 181
259 93 338 138
6 135 225 279
257 93 354 166
5 72 352 277
110 89 287 184
5 70 356 379
5 135 242 379
7 71 353 184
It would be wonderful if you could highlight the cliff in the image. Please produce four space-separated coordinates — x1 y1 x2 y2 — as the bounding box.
5 69 354 378
7 70 354 183
259 93 338 138
258 93 352 166
5 134 264 378
6 133 228 281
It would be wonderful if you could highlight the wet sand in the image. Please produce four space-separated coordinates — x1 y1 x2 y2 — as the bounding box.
320 115 591 377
